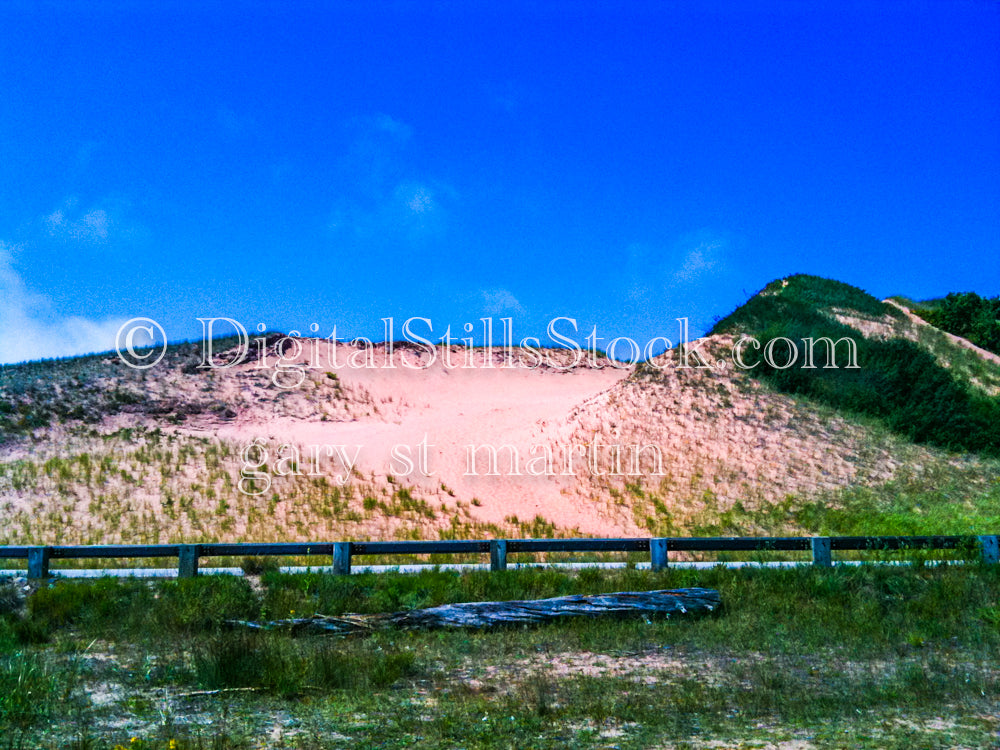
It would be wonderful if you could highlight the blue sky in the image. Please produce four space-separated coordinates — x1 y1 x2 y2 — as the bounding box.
1 0 998 363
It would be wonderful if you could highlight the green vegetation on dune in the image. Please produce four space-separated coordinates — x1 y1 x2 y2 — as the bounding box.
910 291 1000 356
715 274 900 325
710 274 1000 456
0 334 277 441
686 461 1000 539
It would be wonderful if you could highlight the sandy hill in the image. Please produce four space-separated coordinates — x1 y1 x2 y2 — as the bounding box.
1 275 998 546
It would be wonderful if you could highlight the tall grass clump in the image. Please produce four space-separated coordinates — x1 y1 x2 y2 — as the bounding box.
26 576 259 640
192 630 416 696
0 651 61 731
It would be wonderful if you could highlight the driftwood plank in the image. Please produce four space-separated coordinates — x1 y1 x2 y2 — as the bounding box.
226 588 720 635
389 588 720 629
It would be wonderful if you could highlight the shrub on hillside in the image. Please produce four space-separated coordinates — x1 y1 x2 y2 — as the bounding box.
917 291 1000 355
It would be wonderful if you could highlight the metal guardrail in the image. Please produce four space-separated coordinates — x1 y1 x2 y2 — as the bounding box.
0 535 997 578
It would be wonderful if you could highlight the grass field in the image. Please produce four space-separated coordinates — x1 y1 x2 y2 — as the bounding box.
1 564 998 749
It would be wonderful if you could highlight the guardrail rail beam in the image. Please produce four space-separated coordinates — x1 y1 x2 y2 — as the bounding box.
2 534 996 577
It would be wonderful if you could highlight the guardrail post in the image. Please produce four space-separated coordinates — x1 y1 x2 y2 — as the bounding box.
490 540 507 572
811 537 832 567
979 535 999 565
333 542 352 575
28 546 50 579
178 545 199 578
650 538 669 571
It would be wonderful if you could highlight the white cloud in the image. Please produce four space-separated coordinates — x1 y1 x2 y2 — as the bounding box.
480 288 525 316
672 238 724 284
328 115 455 246
371 113 412 141
0 242 126 364
330 176 452 244
615 231 736 337
401 184 435 214
44 199 114 245
77 209 110 242
624 231 729 294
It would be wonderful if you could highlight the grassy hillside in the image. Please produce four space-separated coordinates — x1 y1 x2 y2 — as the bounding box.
710 275 1000 456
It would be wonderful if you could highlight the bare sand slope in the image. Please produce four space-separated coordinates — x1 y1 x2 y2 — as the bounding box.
557 335 929 533
206 342 634 534
196 334 936 537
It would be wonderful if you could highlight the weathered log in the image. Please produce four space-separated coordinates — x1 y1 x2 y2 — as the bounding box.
226 588 719 635
387 588 719 630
